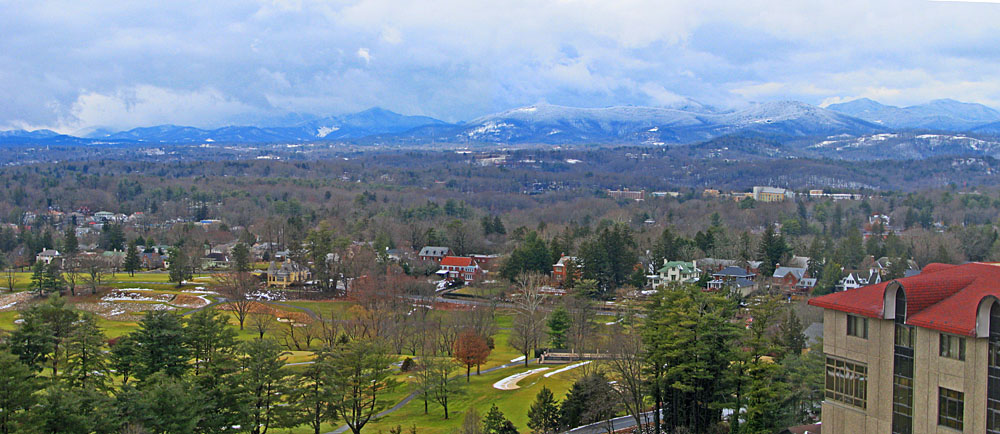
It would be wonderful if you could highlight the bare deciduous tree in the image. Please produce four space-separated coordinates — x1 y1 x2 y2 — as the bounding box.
249 313 274 339
607 327 648 433
215 271 258 330
79 254 109 295
510 273 546 366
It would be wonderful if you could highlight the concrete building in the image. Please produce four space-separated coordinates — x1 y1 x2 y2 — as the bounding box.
607 188 645 201
809 262 1000 433
752 186 790 202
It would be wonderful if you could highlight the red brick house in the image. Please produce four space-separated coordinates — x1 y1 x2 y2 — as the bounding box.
419 246 452 262
552 255 581 283
438 256 482 284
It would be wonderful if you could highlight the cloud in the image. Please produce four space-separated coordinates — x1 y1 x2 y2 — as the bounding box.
3 0 1000 130
357 47 371 64
56 85 258 134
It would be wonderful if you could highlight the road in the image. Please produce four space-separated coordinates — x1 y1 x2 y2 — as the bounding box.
563 410 659 434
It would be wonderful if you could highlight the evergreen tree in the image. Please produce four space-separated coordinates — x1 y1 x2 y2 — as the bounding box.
558 373 617 429
527 386 561 434
239 338 293 434
0 352 38 434
577 224 637 294
885 257 908 280
805 237 825 278
132 311 191 381
492 215 506 235
328 340 399 434
29 384 116 434
642 285 740 433
285 348 335 434
482 404 518 434
546 307 571 349
123 240 141 276
778 311 807 358
64 313 110 391
814 262 843 296
758 224 788 279
29 261 46 296
110 335 139 386
231 242 251 273
62 227 78 255
838 226 865 269
168 246 192 286
650 227 686 266
121 373 206 434
500 231 550 280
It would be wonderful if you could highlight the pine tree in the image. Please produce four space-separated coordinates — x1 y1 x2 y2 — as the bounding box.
29 261 46 296
231 242 251 273
132 311 191 381
0 351 38 434
546 307 571 349
492 215 506 235
62 228 78 255
482 404 518 434
527 386 560 434
168 246 191 286
778 311 807 358
64 313 110 390
123 241 140 276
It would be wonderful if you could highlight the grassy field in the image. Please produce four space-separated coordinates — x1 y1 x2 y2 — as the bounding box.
357 362 580 434
0 271 596 434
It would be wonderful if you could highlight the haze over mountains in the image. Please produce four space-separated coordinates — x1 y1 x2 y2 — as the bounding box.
5 98 1000 155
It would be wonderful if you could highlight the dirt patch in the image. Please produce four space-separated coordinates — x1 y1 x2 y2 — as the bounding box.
217 301 314 324
0 292 35 311
77 301 175 321
171 294 211 308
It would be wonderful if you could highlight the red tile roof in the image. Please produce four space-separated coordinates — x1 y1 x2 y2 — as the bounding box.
808 262 1000 336
440 256 475 267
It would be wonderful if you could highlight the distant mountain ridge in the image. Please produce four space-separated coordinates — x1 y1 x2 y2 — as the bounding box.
825 98 1000 130
3 98 1000 150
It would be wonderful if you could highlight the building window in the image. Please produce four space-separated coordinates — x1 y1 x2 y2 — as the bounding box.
825 356 867 409
938 387 964 430
939 334 966 361
847 314 869 339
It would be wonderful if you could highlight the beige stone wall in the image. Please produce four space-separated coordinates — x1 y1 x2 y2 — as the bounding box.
912 328 987 433
822 310 894 433
822 309 990 433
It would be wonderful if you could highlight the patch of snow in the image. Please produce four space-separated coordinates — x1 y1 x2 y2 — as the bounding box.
565 159 582 164
510 355 526 363
543 361 591 378
316 126 340 138
493 368 550 390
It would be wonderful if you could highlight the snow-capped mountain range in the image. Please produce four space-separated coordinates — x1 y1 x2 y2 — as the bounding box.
4 98 1000 154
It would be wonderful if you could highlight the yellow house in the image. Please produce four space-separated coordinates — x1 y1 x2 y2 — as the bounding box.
266 260 310 288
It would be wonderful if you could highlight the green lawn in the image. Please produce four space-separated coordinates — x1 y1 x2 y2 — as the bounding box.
359 362 579 434
0 281 602 434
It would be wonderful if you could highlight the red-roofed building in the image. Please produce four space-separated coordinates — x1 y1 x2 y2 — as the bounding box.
438 256 482 284
808 262 1000 433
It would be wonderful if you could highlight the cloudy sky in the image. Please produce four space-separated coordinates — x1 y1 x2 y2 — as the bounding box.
3 0 1000 133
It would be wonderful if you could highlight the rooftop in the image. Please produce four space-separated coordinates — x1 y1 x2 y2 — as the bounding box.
809 262 1000 336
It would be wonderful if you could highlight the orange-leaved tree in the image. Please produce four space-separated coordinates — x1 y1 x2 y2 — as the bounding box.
453 329 491 381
